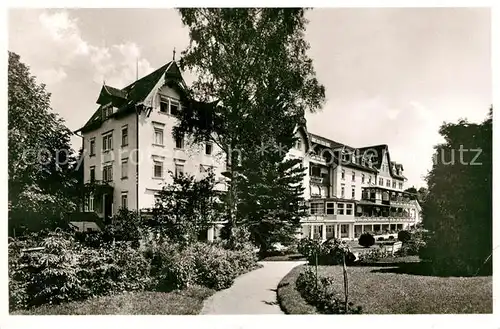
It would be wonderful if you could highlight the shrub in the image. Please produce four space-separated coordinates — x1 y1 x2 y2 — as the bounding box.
398 230 427 256
151 243 196 291
297 238 321 258
298 238 355 266
377 237 385 241
387 235 395 241
397 230 412 243
9 232 87 310
150 241 258 292
191 243 238 290
295 267 362 314
9 232 153 311
358 233 375 248
356 247 393 264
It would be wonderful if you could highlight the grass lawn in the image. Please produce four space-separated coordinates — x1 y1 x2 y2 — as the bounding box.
278 262 492 314
11 286 215 315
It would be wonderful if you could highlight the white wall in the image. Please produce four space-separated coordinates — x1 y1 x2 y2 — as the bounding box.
137 83 226 209
82 111 138 214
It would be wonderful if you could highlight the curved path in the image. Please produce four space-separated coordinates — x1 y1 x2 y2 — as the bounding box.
200 261 305 314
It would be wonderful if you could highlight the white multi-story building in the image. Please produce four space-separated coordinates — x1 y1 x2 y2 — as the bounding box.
77 59 421 240
290 128 422 241
76 61 227 238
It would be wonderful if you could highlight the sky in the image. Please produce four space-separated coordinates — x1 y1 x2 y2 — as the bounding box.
8 8 491 188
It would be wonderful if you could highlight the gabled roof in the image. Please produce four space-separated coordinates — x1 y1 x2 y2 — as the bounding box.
77 61 181 133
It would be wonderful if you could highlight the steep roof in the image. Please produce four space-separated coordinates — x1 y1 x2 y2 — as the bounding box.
77 61 179 133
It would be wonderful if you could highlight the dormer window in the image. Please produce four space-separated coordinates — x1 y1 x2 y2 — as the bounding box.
159 95 182 116
102 105 113 119
170 100 180 116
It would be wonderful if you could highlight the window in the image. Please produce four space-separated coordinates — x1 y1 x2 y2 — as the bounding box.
121 159 128 179
337 203 345 215
379 178 384 186
296 139 302 150
89 138 96 156
352 171 355 182
153 161 163 178
102 106 113 119
205 142 213 155
160 100 169 113
175 163 184 178
368 176 371 184
386 179 391 187
121 125 128 146
351 187 356 199
170 100 180 116
346 204 353 215
326 202 335 215
175 135 184 149
89 166 95 182
102 133 113 151
361 174 365 184
89 194 94 212
341 185 345 198
121 193 128 209
310 203 324 215
392 181 397 188
154 128 164 145
103 164 113 182
399 182 403 190
341 169 345 180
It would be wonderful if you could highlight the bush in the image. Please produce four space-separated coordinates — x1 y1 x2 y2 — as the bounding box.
387 235 395 241
9 232 88 310
9 232 153 311
356 247 394 264
191 243 239 290
298 238 355 266
397 230 412 243
150 241 258 292
295 267 362 314
358 233 375 248
377 237 385 241
398 229 427 257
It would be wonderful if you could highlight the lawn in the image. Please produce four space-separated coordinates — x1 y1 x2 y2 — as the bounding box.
11 286 215 315
278 262 492 314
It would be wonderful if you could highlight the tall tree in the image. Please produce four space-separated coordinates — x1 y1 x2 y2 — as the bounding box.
175 8 325 249
8 51 80 234
421 108 492 275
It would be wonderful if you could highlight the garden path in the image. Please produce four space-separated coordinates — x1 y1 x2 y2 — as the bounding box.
200 261 305 314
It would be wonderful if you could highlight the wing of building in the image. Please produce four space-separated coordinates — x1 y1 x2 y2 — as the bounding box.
76 59 421 240
75 60 226 235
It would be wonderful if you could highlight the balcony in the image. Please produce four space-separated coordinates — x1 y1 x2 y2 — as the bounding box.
310 176 324 184
309 154 328 165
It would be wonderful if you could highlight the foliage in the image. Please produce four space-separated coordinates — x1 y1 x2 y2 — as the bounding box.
298 238 355 266
358 233 375 248
8 52 81 235
356 247 394 264
106 209 143 248
422 109 492 275
147 241 258 292
9 232 86 310
295 267 362 314
176 9 325 250
397 229 427 257
9 232 151 311
147 171 223 245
